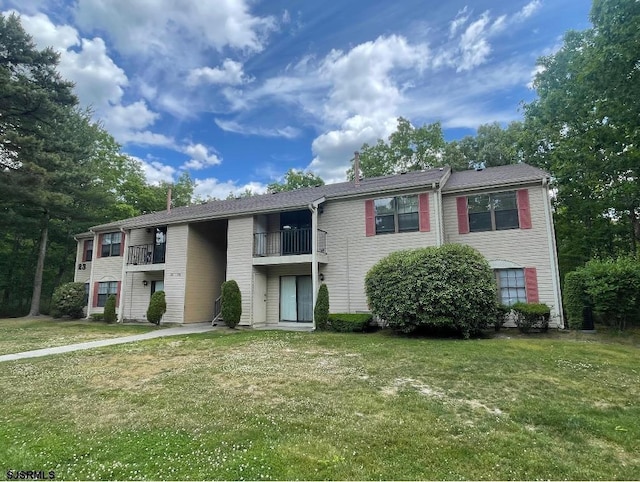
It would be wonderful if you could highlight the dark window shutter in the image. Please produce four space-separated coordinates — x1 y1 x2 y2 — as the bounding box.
419 193 430 232
456 197 469 234
365 200 375 237
517 189 532 229
524 267 539 303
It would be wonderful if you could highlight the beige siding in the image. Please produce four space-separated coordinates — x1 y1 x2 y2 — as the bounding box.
226 217 254 325
163 224 189 323
128 227 154 247
122 271 164 321
74 237 92 284
184 220 227 323
442 184 561 324
265 265 312 325
88 235 123 315
319 191 438 314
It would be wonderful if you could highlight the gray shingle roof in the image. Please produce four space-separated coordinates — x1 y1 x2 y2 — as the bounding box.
90 167 450 231
87 163 548 233
442 163 549 192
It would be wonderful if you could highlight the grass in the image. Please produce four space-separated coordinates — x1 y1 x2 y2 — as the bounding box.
0 318 162 355
1 326 639 480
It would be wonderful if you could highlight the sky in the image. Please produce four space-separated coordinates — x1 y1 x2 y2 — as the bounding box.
2 0 592 199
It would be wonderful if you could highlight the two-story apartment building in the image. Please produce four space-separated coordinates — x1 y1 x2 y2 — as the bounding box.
74 163 564 328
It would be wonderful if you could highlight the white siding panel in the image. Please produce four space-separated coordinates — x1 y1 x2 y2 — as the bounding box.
226 217 254 325
319 192 438 314
122 272 164 321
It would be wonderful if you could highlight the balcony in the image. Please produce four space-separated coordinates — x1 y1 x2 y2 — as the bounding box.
253 229 327 265
126 243 166 270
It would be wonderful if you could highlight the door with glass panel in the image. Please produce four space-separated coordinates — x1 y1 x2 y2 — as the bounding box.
280 275 312 322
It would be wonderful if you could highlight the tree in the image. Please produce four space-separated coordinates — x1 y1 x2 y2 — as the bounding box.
523 0 640 267
458 121 525 168
267 169 324 193
147 290 166 325
314 283 329 330
103 294 117 323
221 280 242 328
349 118 448 179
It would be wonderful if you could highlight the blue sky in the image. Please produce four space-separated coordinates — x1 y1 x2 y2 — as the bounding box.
3 0 591 199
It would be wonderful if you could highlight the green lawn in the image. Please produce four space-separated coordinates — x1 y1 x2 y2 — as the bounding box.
1 328 638 480
0 318 162 355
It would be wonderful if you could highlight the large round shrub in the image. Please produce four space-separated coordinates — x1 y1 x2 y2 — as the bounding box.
314 283 330 330
365 244 497 338
147 290 166 325
221 280 242 328
50 282 86 319
103 294 117 324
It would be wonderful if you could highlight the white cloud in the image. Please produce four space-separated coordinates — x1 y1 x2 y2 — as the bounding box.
457 12 492 72
308 115 399 183
75 0 276 58
181 143 222 170
187 59 251 87
194 178 267 200
214 119 300 139
13 11 79 49
130 156 176 185
516 0 542 21
449 7 470 38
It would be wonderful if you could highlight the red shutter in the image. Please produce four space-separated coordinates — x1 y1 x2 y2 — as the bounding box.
456 197 469 234
97 234 103 258
120 232 126 257
524 268 539 303
517 189 532 229
93 282 99 307
365 200 375 237
116 281 122 306
419 193 430 232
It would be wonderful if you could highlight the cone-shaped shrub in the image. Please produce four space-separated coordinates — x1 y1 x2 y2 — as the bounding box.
221 280 242 328
147 290 166 325
103 294 117 324
314 283 330 330
51 282 86 319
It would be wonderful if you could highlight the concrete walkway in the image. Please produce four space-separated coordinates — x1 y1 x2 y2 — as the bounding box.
0 322 217 363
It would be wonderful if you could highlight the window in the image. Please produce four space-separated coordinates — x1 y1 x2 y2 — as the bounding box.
100 232 122 257
151 280 164 294
374 195 419 234
97 281 118 307
468 191 519 232
495 269 526 306
83 240 93 262
84 283 89 305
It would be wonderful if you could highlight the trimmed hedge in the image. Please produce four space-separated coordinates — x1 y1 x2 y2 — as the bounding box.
50 282 85 319
563 257 640 331
494 304 511 331
564 270 589 329
147 290 166 325
221 280 242 328
314 283 330 330
103 294 117 324
365 244 497 338
327 313 372 332
512 302 550 333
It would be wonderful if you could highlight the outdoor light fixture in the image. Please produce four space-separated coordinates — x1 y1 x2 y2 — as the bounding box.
319 273 325 281
143 280 148 286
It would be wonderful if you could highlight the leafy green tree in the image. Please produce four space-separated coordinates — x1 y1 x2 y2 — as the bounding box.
458 121 525 168
267 169 324 193
314 283 329 330
103 294 117 324
523 0 640 265
147 290 166 325
349 117 448 179
50 282 85 319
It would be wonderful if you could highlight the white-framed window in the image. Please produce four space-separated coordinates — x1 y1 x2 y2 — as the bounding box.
495 269 526 306
374 195 419 234
100 232 122 257
97 281 118 307
468 191 519 232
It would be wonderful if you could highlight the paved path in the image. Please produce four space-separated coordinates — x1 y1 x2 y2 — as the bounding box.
0 322 217 363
